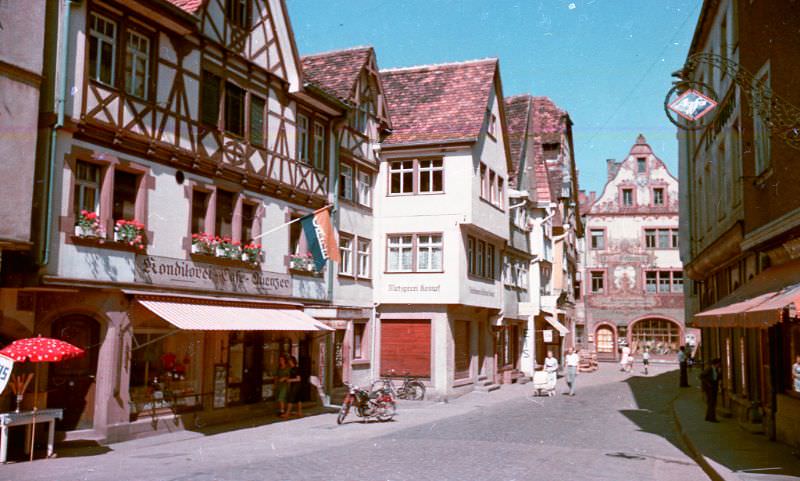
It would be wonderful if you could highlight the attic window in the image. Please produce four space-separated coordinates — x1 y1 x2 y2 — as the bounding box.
637 157 647 173
487 113 497 139
226 0 250 29
543 143 560 161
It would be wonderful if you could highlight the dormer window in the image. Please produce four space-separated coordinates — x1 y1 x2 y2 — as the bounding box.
637 157 647 173
226 0 250 29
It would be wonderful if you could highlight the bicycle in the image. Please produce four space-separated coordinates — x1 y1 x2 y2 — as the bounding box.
371 370 426 401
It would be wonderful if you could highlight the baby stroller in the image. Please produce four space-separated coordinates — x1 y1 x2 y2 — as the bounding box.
532 370 557 396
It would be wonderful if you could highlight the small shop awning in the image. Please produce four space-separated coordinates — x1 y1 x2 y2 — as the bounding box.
545 315 569 336
130 294 332 331
693 259 800 328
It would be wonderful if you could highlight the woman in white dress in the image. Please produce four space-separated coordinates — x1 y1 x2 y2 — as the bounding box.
544 350 559 386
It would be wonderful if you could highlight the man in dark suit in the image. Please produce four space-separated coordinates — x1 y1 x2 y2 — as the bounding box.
700 358 721 422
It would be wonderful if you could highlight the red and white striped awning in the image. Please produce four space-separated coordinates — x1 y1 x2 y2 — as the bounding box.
134 296 332 331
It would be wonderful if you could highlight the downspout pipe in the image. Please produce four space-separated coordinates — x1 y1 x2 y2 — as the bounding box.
41 0 74 266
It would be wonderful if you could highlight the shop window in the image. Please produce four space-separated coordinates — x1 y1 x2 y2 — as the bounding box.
74 161 102 217
249 95 265 147
353 323 366 359
112 170 138 222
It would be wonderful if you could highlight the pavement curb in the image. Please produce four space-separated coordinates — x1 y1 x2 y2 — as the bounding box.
670 391 736 481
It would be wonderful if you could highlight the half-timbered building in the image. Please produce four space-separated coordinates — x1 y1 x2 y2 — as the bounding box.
300 46 391 390
13 0 349 441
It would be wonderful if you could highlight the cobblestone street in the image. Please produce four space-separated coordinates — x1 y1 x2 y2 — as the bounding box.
1 365 709 481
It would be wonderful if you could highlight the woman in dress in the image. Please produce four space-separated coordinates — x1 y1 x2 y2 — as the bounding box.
283 356 303 418
543 350 559 387
275 355 291 416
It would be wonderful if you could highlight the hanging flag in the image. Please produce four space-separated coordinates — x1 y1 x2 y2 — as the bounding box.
300 207 340 271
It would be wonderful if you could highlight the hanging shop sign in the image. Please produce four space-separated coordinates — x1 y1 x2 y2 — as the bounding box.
543 329 553 343
0 354 13 395
668 89 718 122
135 255 292 297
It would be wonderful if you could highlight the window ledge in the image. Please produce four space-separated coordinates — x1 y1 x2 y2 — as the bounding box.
72 235 146 253
289 267 323 277
190 253 260 269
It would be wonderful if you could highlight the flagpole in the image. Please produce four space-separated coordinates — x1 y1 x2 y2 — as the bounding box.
251 205 332 242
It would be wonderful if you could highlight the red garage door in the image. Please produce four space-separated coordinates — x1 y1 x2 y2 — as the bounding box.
381 320 431 378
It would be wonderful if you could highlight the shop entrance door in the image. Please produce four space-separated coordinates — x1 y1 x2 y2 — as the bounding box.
240 332 263 404
47 315 100 430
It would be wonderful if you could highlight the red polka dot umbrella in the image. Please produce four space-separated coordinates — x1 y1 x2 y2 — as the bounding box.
0 336 85 363
0 335 84 461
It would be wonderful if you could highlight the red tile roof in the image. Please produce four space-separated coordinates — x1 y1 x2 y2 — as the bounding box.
164 0 204 13
504 95 532 184
380 59 498 146
301 47 373 103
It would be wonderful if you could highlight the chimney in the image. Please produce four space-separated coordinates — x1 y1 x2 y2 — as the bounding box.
606 158 619 181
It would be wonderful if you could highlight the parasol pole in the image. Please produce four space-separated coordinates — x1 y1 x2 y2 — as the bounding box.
30 362 39 462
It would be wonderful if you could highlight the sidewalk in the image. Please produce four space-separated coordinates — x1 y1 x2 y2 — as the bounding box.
672 387 800 481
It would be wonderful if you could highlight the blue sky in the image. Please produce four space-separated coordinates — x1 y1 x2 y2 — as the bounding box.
286 0 702 195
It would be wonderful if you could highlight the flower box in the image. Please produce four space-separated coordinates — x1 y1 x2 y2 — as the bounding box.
74 210 103 238
114 219 146 250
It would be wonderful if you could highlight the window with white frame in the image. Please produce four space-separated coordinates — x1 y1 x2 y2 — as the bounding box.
479 163 488 198
752 64 771 175
74 161 102 216
89 13 117 86
357 238 371 278
339 235 353 275
125 30 150 99
590 229 605 249
313 123 325 170
389 160 414 194
357 170 372 207
339 163 354 201
353 323 366 359
418 159 443 193
297 114 309 163
417 234 443 272
387 235 413 272
645 270 683 293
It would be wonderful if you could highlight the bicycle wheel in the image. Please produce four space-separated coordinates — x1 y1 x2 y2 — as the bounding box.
337 403 350 425
377 400 396 422
406 381 425 401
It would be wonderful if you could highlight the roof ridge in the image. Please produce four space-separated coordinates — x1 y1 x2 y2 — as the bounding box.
380 57 497 74
301 45 373 58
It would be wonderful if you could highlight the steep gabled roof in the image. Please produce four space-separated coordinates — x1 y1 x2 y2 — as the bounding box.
504 95 533 184
164 0 206 14
301 46 373 103
380 58 498 146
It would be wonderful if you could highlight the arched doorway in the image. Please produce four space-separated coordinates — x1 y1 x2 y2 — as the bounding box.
629 317 681 357
595 325 616 361
47 315 100 430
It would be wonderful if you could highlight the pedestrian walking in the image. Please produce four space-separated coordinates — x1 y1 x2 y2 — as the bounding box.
619 345 630 372
678 346 690 387
544 350 558 388
642 349 650 375
700 358 721 422
283 356 303 418
275 355 291 416
565 348 579 396
792 354 800 393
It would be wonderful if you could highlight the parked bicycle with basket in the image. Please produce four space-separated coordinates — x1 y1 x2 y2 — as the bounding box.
371 369 426 401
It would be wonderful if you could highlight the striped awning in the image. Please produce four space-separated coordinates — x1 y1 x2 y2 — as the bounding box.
135 298 333 331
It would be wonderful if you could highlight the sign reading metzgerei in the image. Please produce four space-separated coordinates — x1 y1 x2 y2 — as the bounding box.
135 255 291 297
